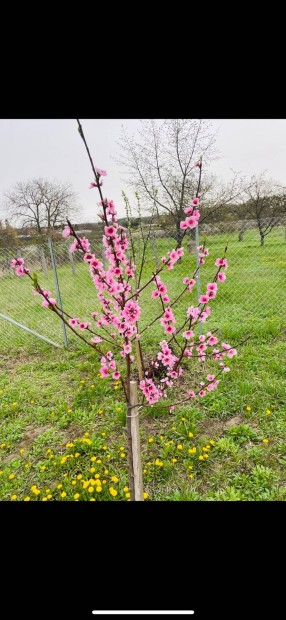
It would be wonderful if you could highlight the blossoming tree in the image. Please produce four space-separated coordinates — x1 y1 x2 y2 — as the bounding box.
11 120 240 501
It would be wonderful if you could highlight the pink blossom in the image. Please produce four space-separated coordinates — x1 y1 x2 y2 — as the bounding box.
223 366 230 372
49 298 56 306
199 390 206 397
90 258 102 270
152 290 160 299
109 360 116 370
121 300 141 323
215 258 228 269
207 374 215 381
42 300 49 307
227 348 237 358
62 226 72 238
11 257 24 267
169 406 175 413
199 294 209 304
91 336 102 344
191 197 200 207
217 272 226 283
165 324 175 335
69 240 78 253
100 366 109 377
188 390 196 398
207 282 218 292
208 336 218 346
183 330 194 340
104 225 117 238
113 371 121 380
84 253 94 263
15 266 24 277
124 343 132 354
95 167 107 177
162 294 170 303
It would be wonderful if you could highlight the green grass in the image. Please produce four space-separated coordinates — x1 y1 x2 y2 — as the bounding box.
0 226 286 500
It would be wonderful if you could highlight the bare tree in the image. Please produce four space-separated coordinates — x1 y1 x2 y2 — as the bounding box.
117 119 246 243
4 178 79 234
242 174 286 246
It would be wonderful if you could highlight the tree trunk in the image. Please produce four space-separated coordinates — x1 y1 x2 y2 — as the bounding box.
260 232 265 246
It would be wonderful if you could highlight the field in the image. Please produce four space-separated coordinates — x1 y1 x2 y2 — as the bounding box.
0 226 286 501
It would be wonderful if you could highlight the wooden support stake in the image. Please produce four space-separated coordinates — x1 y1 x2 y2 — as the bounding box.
129 381 144 501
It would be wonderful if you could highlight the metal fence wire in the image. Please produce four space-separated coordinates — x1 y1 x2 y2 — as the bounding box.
0 220 285 353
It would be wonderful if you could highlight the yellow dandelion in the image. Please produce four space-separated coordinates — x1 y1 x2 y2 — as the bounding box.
199 455 204 461
120 453 125 458
143 492 149 499
189 432 194 438
9 474 15 480
123 486 129 492
19 449 25 454
104 469 109 474
203 454 209 459
47 494 52 499
148 438 154 443
40 466 46 471
125 492 131 499
90 498 96 501
11 494 17 500
75 453 80 458
57 484 63 489
77 474 83 480
111 476 119 483
210 440 215 445
266 409 271 415
67 409 72 413
96 486 102 492
262 439 269 444
189 474 194 479
88 487 94 493
181 417 186 422
97 459 102 464
24 496 30 501
246 406 251 411
109 487 117 497
60 492 67 498
188 465 193 470
172 458 177 463
177 445 183 450
71 481 77 486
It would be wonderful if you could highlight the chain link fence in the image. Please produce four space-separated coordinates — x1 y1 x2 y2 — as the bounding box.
1 220 285 354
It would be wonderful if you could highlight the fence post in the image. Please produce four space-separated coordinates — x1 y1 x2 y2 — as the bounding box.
129 381 144 501
48 238 68 349
195 225 203 335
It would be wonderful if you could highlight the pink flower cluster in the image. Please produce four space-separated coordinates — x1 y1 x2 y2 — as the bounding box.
180 198 201 230
12 157 239 414
100 351 120 380
160 307 176 335
11 257 30 277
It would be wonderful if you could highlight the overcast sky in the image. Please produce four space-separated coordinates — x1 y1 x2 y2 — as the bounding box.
1 118 286 223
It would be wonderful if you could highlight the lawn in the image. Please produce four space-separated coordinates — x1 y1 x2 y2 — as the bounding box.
0 226 286 500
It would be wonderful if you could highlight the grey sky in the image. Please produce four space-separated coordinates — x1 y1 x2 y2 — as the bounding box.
0 119 286 223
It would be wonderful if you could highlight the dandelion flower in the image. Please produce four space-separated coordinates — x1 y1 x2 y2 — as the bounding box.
262 439 269 444
11 494 17 500
9 474 15 480
143 492 149 499
109 487 117 497
60 492 67 498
